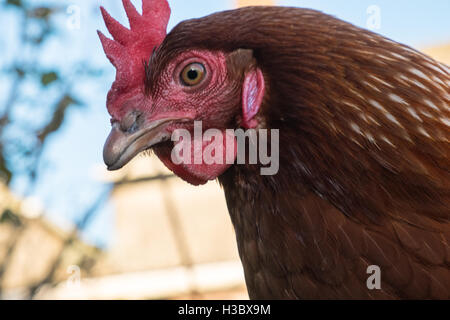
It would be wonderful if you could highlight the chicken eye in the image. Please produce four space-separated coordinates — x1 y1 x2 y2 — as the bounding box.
180 63 206 86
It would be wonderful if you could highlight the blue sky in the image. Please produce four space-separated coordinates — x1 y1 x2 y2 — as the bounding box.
2 0 449 247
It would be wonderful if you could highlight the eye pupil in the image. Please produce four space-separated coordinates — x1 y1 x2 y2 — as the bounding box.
187 69 198 80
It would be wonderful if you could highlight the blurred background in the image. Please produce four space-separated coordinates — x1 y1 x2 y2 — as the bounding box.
0 0 448 299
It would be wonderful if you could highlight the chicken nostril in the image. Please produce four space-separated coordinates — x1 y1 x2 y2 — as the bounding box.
120 111 142 133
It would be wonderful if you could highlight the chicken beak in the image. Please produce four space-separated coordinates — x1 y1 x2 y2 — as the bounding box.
103 117 175 171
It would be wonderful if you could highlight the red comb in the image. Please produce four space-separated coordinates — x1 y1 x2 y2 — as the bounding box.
98 0 170 93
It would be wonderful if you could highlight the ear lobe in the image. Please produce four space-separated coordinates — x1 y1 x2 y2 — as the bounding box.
242 67 265 129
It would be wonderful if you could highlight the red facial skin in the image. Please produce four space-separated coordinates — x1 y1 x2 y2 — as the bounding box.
151 50 238 185
106 49 263 185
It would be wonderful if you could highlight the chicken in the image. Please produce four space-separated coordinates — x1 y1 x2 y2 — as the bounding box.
98 0 450 299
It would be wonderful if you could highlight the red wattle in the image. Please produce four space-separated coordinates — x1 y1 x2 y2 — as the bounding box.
155 130 237 185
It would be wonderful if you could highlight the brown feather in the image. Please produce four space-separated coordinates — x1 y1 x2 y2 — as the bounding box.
151 6 449 299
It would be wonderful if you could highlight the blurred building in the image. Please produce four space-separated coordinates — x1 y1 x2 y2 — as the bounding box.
423 43 450 64
82 156 249 300
0 159 248 300
20 155 247 300
237 0 274 6
0 182 100 299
